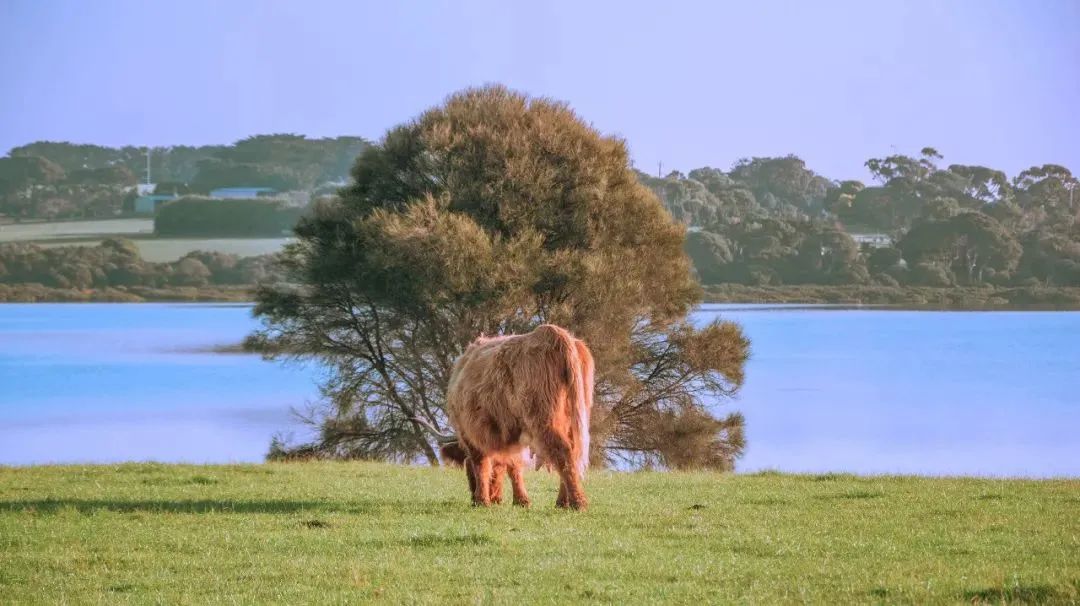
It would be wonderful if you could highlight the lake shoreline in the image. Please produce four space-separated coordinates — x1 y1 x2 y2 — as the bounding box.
6 282 1080 310
0 283 256 303
703 283 1080 310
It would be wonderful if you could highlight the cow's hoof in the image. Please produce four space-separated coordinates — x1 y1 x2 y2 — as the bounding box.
557 498 588 511
513 498 531 508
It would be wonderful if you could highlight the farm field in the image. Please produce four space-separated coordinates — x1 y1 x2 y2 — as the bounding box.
0 218 289 261
34 237 291 262
1 462 1076 604
0 218 154 241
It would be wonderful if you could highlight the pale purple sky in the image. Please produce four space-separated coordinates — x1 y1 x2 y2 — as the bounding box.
2 0 1077 180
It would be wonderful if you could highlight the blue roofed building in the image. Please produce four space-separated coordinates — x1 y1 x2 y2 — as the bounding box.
209 187 279 199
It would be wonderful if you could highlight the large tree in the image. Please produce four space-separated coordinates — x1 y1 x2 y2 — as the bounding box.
0 156 67 217
1017 230 1080 286
729 155 830 215
191 134 371 193
251 86 749 469
898 211 1022 285
794 225 868 285
0 156 65 194
684 230 736 284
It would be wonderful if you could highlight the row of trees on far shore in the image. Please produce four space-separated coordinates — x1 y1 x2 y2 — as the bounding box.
0 239 276 290
644 150 1079 287
5 137 1076 287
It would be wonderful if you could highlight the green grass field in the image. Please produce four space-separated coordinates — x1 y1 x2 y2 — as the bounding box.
1 463 1077 604
0 218 155 241
0 218 289 261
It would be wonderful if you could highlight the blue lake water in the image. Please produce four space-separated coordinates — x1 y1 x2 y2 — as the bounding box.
1 303 1077 477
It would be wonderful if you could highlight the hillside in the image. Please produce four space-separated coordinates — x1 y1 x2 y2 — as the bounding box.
1 463 1076 604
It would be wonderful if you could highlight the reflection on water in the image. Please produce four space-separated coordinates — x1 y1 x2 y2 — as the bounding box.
1 303 1078 477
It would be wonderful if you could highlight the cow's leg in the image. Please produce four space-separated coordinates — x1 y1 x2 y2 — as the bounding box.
536 429 587 511
556 481 568 508
507 459 531 507
470 454 494 506
465 456 478 498
489 461 506 505
462 440 494 506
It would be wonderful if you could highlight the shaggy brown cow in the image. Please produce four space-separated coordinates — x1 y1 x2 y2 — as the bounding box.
446 324 594 510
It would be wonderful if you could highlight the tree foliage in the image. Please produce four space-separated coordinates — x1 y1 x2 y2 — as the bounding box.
154 197 306 237
898 211 1022 285
640 148 1078 288
190 135 370 193
251 86 750 469
0 156 66 193
729 155 831 215
1 136 369 220
1017 231 1080 286
0 239 274 289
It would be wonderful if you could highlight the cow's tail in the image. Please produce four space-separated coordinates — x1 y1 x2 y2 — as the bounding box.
574 338 594 476
534 325 592 476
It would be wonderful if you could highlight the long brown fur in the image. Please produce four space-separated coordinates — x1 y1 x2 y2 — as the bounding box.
446 324 593 510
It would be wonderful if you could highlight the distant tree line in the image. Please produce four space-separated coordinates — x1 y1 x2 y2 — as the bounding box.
4 135 1077 288
0 135 369 220
642 149 1079 287
0 239 276 290
185 134 368 193
154 197 307 237
0 155 137 219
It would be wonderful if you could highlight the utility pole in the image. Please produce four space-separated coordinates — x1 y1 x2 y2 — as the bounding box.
145 147 152 186
657 161 662 178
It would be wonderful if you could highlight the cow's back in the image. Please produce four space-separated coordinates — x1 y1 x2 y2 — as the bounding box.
446 335 521 450
446 326 586 462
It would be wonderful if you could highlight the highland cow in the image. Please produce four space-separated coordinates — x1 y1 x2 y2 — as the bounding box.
445 324 594 510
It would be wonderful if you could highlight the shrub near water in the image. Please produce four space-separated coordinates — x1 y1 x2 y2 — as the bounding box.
253 85 749 468
154 197 305 237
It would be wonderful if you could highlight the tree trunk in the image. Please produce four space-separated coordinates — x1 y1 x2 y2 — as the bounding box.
407 419 440 466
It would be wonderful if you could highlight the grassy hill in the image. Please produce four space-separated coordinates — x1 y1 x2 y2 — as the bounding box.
1 463 1077 604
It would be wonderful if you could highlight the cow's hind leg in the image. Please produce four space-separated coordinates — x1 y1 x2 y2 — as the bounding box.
536 429 587 511
489 461 506 505
462 440 495 507
469 454 494 506
507 459 531 507
465 456 478 499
